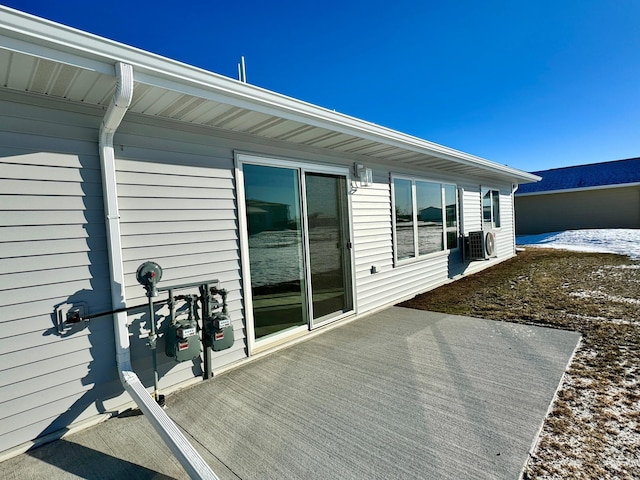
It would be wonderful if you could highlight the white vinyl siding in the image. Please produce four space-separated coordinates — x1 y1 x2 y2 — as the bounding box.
352 170 451 313
460 185 482 234
351 171 394 312
0 93 120 452
353 177 517 314
495 189 515 257
480 186 515 259
113 122 246 388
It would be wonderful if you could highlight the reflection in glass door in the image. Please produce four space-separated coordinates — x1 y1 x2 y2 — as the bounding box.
305 173 353 324
242 164 306 339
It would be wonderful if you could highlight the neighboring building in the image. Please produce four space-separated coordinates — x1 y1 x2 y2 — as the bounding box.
0 7 539 457
246 200 291 234
515 158 640 235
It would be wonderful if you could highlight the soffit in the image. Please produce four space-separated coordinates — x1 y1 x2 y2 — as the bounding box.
0 43 537 184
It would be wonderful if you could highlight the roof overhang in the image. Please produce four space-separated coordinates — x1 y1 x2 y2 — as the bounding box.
0 6 541 184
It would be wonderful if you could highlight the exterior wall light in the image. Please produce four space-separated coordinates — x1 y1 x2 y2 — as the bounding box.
354 163 373 187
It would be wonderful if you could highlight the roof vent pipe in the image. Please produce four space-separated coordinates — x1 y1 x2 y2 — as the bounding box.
237 56 247 83
99 62 218 480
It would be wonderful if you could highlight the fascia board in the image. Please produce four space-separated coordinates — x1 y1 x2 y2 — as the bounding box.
516 181 640 197
0 5 539 183
0 9 115 74
513 173 543 183
135 66 541 183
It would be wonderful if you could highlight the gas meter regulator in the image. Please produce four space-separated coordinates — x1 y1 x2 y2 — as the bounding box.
136 261 163 297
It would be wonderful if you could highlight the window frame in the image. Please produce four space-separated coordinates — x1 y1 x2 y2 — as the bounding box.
391 174 459 266
481 187 502 229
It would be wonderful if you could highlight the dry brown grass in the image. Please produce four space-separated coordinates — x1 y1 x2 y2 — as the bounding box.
399 248 640 479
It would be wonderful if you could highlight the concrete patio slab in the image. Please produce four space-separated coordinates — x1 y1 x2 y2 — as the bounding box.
2 308 581 479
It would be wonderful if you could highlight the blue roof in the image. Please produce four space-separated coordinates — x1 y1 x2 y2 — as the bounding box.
517 157 640 195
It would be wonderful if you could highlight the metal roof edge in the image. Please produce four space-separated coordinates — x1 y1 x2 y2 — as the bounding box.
0 5 538 183
528 156 640 175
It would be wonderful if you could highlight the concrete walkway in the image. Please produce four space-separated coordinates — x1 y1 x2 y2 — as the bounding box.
2 308 581 479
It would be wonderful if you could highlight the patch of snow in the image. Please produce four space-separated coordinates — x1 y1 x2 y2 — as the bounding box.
517 229 640 260
565 313 638 326
568 290 640 305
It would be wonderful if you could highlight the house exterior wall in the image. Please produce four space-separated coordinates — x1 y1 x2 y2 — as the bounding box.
0 90 520 455
515 186 640 235
353 180 516 311
497 189 516 256
112 119 246 391
351 170 452 312
0 91 127 453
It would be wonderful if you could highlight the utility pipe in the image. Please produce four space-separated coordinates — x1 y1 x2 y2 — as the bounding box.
146 293 161 403
99 62 218 480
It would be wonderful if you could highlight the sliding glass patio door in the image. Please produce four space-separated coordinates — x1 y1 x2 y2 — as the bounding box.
304 172 352 326
240 159 353 343
242 163 306 339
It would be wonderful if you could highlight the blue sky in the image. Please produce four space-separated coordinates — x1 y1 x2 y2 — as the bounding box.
3 1 639 172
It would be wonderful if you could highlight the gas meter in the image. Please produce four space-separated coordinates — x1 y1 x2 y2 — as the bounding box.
166 318 200 362
165 294 201 362
203 287 234 352
204 311 234 351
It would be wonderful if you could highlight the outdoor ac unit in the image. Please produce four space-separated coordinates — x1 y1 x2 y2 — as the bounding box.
467 230 497 260
467 231 485 260
484 230 497 258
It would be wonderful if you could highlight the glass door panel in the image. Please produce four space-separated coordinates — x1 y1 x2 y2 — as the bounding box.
243 164 306 339
305 172 352 323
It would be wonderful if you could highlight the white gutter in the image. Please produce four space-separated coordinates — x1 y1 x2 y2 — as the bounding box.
512 183 519 254
99 61 218 480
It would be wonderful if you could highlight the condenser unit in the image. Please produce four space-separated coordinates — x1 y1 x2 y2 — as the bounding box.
467 231 484 260
467 230 497 260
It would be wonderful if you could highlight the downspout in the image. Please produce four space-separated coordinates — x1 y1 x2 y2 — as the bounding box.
512 183 519 255
99 62 218 480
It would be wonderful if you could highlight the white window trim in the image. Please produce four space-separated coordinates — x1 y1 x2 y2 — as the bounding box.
481 186 502 230
391 174 459 267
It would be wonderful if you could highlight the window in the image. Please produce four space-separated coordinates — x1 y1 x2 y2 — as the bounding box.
392 177 458 263
444 185 458 249
394 178 414 260
482 187 501 228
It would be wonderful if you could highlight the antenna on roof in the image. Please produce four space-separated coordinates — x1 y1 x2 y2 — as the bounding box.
237 56 247 83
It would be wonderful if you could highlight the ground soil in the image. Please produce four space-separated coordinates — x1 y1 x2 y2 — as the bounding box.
398 248 640 479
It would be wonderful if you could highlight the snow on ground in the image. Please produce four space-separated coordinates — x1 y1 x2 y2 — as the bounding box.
517 228 640 260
